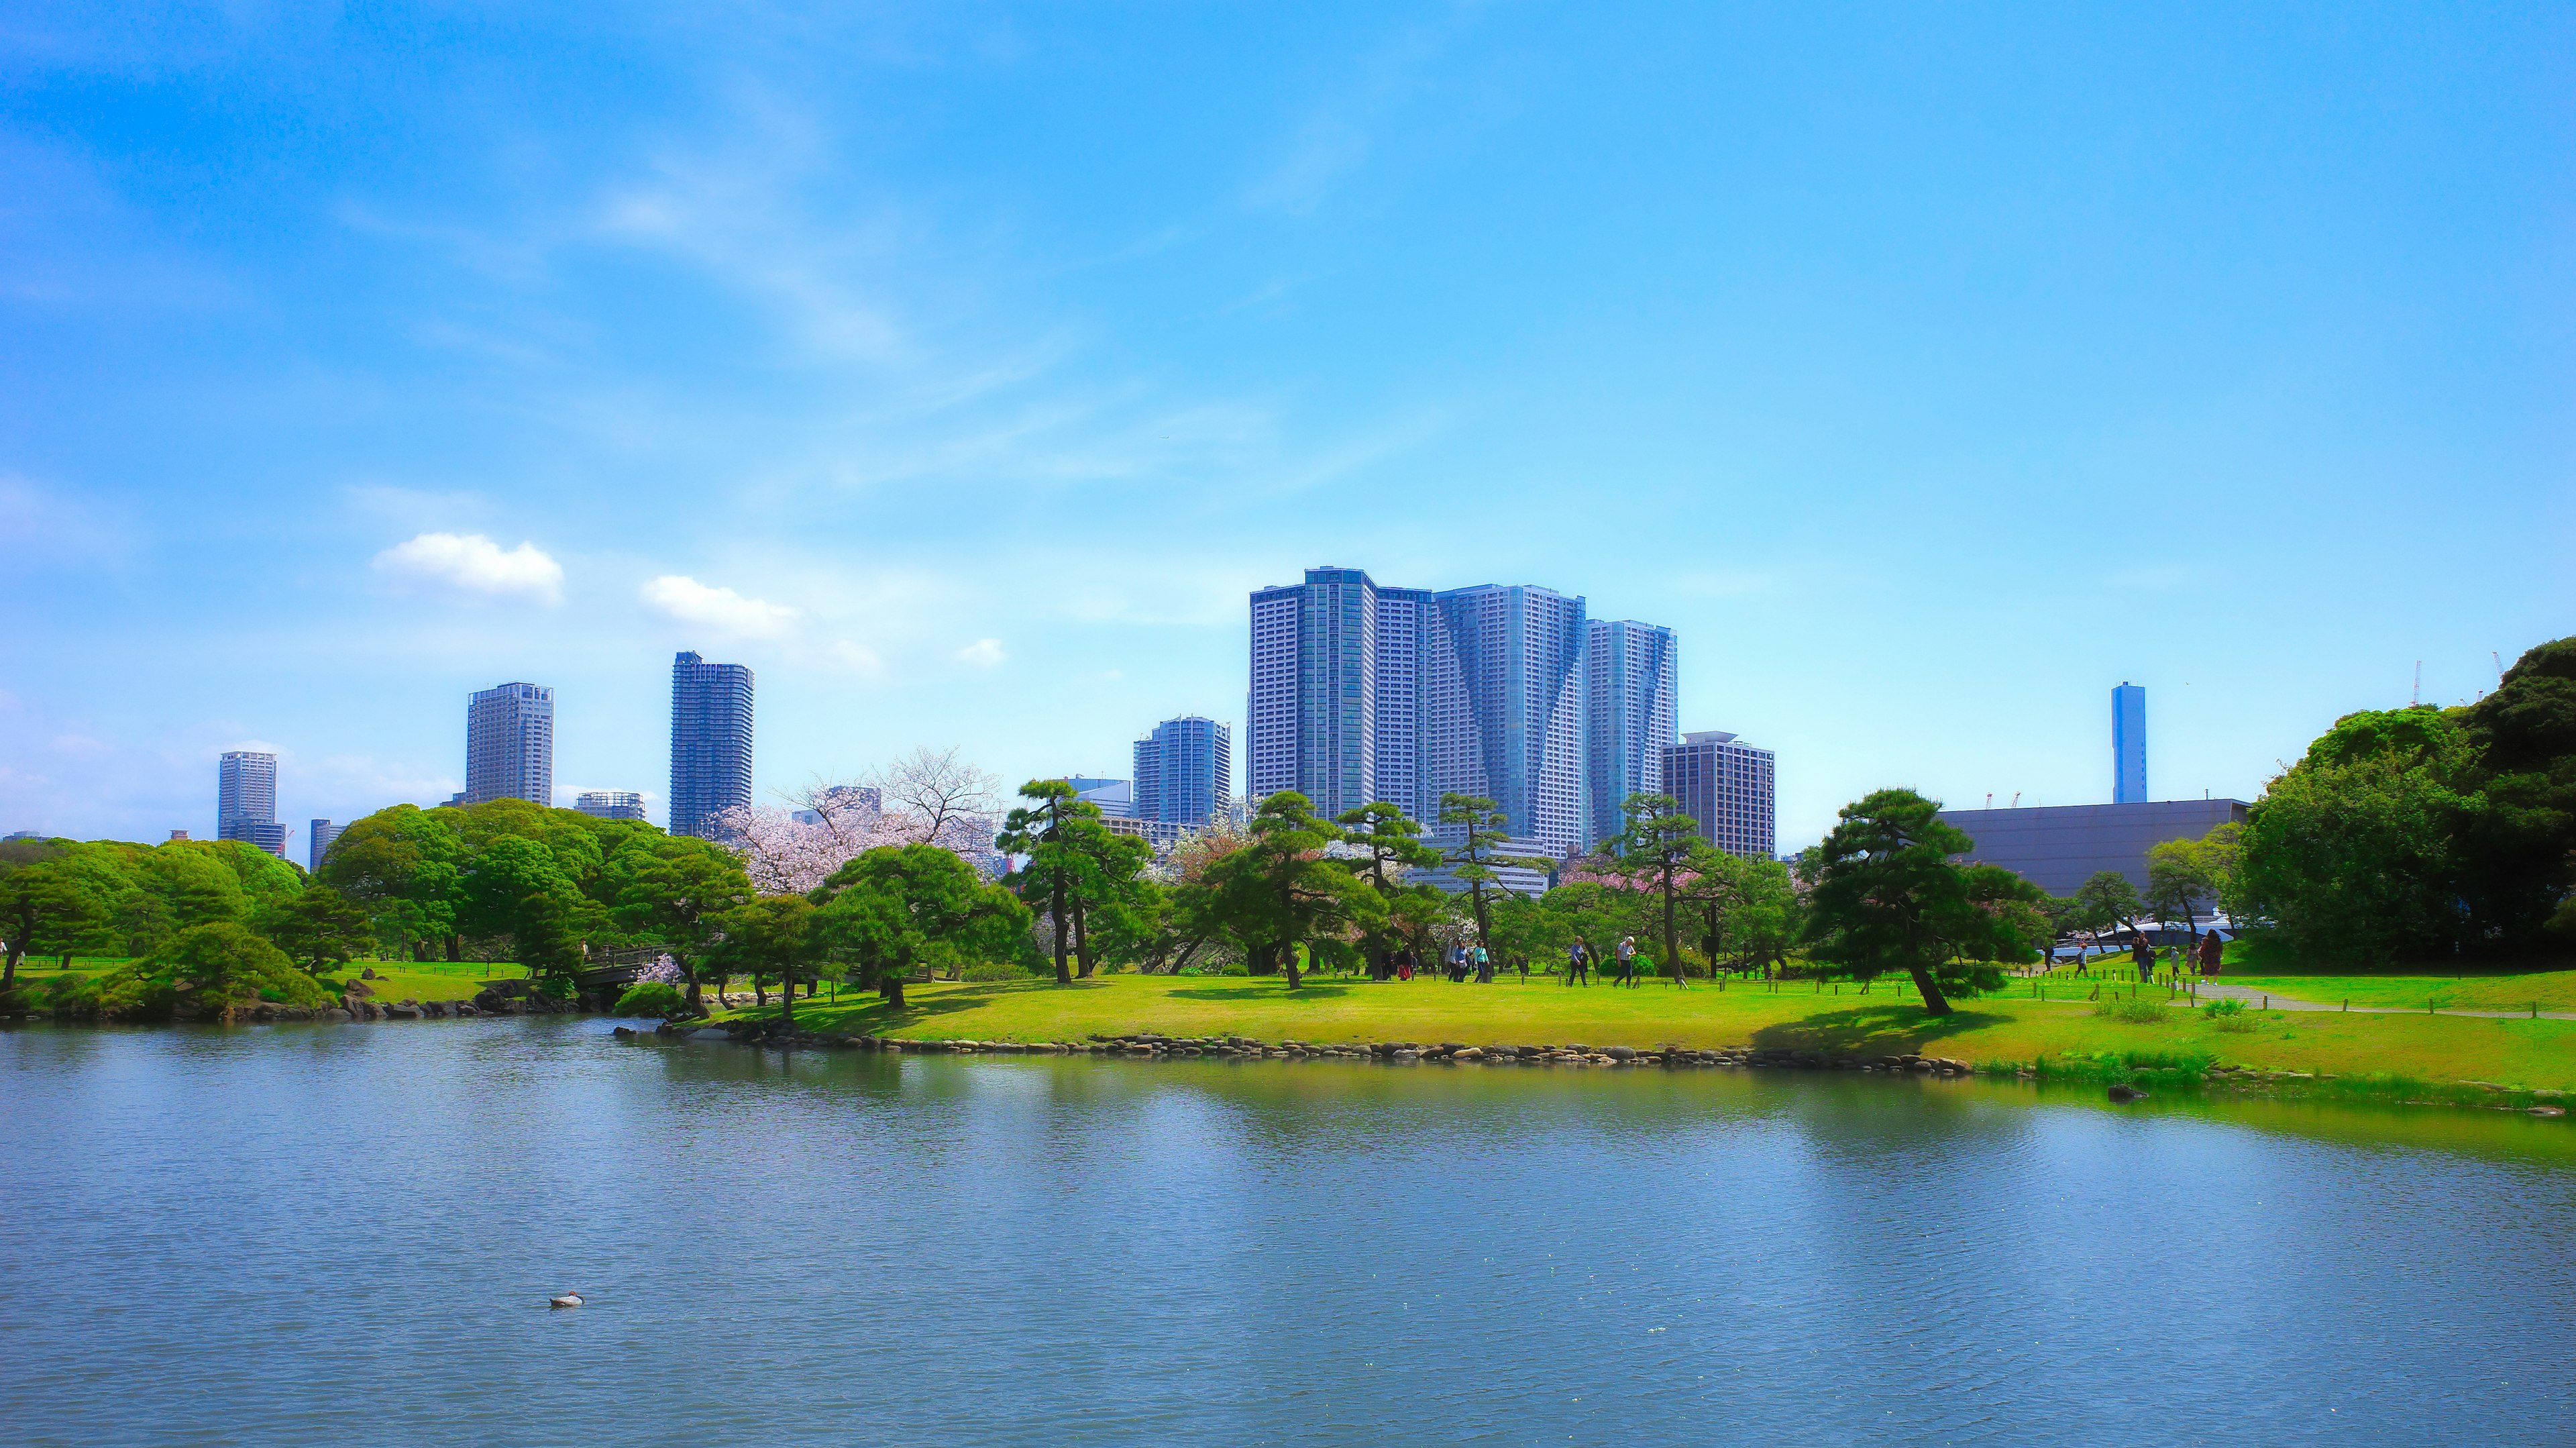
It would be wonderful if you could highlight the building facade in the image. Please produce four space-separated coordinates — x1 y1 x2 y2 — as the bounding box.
1585 619 1678 846
1937 798 2246 898
1246 567 1603 860
1134 715 1232 830
575 790 648 821
217 751 286 856
669 652 754 839
308 819 344 872
1663 730 1776 860
2112 682 2147 805
466 682 555 806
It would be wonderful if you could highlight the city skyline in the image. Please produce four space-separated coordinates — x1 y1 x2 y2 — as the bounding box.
5 5 2567 847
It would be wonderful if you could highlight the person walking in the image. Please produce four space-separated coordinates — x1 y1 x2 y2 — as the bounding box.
2199 928 2224 976
2130 932 2153 983
1396 950 1414 982
1473 943 1493 984
1615 935 1638 988
1566 940 1590 986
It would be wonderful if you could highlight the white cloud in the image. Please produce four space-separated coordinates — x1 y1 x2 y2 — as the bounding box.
956 637 1006 666
823 640 885 676
373 531 564 604
641 574 800 638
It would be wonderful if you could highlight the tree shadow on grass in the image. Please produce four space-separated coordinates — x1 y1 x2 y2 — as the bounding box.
1751 1004 2011 1057
1166 984 1354 1001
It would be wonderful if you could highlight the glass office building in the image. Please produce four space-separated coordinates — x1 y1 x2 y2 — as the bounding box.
2112 682 2147 805
217 751 286 857
1663 730 1776 861
1134 715 1232 829
466 682 554 806
1585 619 1678 847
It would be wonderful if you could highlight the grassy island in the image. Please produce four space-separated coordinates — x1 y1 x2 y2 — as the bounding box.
702 970 2576 1103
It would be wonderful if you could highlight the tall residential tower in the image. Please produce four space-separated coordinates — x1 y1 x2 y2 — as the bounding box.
1585 619 1678 845
466 682 554 806
1134 715 1232 830
1663 730 1776 861
669 652 754 838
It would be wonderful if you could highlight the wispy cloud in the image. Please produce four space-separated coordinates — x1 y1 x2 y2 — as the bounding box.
955 637 1006 666
641 574 800 637
372 532 564 604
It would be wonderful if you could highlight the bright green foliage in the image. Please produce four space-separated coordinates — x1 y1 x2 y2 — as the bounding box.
2070 871 2145 939
996 780 1098 984
1336 802 1444 978
813 844 1029 1009
1674 850 1799 973
612 981 687 1019
1438 792 1532 950
262 884 374 972
319 805 470 958
608 834 755 1015
1199 792 1384 990
1543 880 1642 966
1799 788 2047 1015
2146 835 2222 939
715 893 825 1022
1485 892 1570 973
1604 792 1704 986
52 923 334 1022
0 847 114 988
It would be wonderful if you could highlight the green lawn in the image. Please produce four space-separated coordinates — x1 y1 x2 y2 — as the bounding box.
710 972 2576 1094
11 955 526 1004
2216 972 2576 1013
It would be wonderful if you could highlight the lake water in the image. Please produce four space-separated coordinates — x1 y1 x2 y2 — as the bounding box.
6 1019 2574 1446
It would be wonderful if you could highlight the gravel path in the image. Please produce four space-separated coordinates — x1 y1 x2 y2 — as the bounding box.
2191 980 2576 1021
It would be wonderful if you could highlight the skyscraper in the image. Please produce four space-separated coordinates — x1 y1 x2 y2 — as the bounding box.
466 682 554 806
1663 730 1776 860
309 819 344 871
217 751 285 856
1134 715 1232 830
574 790 647 821
2112 682 2147 804
1585 619 1678 847
669 651 754 838
1246 568 1593 860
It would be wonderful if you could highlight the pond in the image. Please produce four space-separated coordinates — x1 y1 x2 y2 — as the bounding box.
5 1019 2572 1445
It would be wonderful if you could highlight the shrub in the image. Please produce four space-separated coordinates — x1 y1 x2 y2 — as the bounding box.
961 960 1038 982
2094 992 2174 1024
2201 997 2259 1032
612 981 686 1019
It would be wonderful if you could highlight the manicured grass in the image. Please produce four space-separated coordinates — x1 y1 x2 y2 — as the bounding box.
711 972 2576 1093
2218 972 2576 1013
11 956 526 1005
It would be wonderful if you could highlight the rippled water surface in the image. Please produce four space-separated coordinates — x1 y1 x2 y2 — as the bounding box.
6 1019 2575 1446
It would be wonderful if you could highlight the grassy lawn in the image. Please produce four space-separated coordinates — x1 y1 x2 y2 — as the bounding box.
11 956 525 1004
2216 973 2576 1013
710 973 2576 1094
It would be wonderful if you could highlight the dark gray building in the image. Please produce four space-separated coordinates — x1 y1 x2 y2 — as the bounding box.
1936 798 2247 898
1134 715 1232 830
309 819 344 872
669 652 753 839
466 682 554 806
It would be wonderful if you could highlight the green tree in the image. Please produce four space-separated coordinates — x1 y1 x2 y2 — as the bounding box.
995 780 1100 985
1542 880 1639 976
1201 792 1383 990
1799 788 2047 1015
1605 792 1702 987
319 805 469 960
609 835 755 1015
814 845 1030 1009
716 894 824 1026
2146 837 2220 945
263 884 374 973
2070 870 2145 952
0 847 113 991
1438 793 1534 952
1336 801 1442 977
1676 849 1799 974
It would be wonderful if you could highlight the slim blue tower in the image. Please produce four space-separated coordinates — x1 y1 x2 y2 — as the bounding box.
2112 682 2147 805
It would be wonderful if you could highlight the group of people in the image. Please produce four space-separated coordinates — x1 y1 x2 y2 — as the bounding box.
1381 935 1653 987
2044 928 2227 982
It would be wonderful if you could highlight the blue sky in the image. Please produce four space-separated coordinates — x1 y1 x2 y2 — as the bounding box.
3 1 2571 852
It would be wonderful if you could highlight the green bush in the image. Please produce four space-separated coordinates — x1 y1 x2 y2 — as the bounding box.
611 981 686 1018
961 960 1038 982
2093 992 2174 1023
2201 997 2259 1032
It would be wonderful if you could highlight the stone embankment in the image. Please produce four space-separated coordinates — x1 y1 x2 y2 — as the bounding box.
637 1020 1982 1076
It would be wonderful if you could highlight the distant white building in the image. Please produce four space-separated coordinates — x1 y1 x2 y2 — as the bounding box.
575 790 648 821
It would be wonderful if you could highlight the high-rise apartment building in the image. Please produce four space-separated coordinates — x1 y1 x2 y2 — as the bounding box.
308 819 343 871
574 790 647 821
217 751 286 856
466 682 554 806
1663 730 1776 861
2112 682 2147 804
669 652 754 838
1134 715 1232 830
1586 619 1678 846
1246 567 1597 860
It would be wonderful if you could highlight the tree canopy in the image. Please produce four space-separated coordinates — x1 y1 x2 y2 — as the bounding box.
1799 788 2046 1015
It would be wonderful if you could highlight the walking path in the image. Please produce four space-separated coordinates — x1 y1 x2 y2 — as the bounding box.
2191 980 2576 1022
